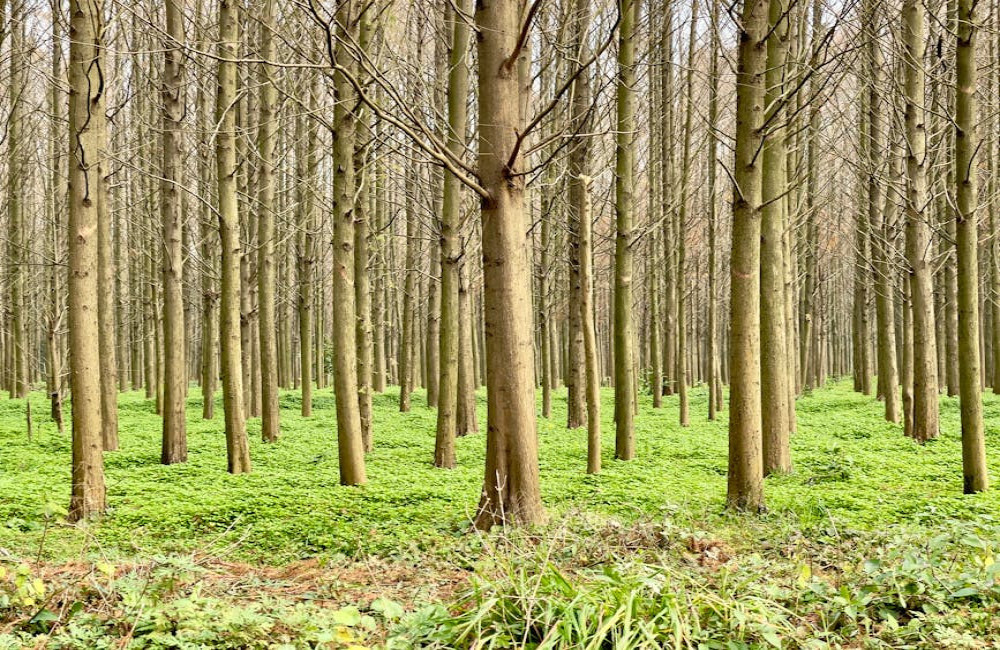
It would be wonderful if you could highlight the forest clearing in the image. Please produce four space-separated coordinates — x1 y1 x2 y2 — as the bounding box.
4 0 1000 645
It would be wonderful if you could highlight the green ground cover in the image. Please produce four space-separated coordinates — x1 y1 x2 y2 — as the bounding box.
2 382 1000 648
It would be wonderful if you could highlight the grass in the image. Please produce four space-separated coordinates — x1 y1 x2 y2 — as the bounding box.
2 380 1000 647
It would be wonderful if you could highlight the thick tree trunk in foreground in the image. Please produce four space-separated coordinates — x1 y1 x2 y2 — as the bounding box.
68 0 108 520
161 0 188 464
727 0 768 512
954 0 988 493
473 0 544 530
216 0 251 474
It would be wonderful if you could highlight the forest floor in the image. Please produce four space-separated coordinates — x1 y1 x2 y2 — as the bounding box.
2 382 1000 648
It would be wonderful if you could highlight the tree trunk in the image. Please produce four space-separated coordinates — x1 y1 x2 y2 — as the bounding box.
676 0 697 428
297 73 317 417
727 0 768 512
873 139 902 424
216 0 251 473
613 0 639 461
902 0 939 442
435 0 471 468
954 0 988 492
196 11 217 421
355 5 374 450
256 0 280 443
707 0 721 418
68 0 108 519
761 0 791 474
457 262 478 436
399 162 418 412
161 0 188 463
7 0 27 400
579 174 601 474
473 0 544 530
331 0 367 486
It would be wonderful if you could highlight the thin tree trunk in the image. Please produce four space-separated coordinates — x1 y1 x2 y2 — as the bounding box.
7 0 27 400
707 0 720 419
457 262 478 436
256 0 280 443
761 0 791 474
676 0 697 428
355 4 374 450
297 73 317 417
399 162 417 412
435 0 471 468
47 0 65 432
579 174 600 474
613 0 639 460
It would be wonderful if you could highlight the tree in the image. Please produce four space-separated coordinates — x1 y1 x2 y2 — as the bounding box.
399 163 418 414
67 0 109 520
865 1 900 425
613 0 639 461
761 0 791 474
257 0 281 444
435 0 472 469
196 3 218 422
297 72 318 418
566 0 597 472
97 17 119 450
473 0 544 530
216 0 252 474
579 174 601 474
727 0 769 512
675 0 698 428
565 2 588 433
160 0 188 464
331 0 367 486
355 3 375 449
953 0 988 493
902 0 939 442
706 0 722 420
7 0 27 400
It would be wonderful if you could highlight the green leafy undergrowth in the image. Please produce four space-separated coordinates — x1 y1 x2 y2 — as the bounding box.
2 381 1000 565
391 516 1000 649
